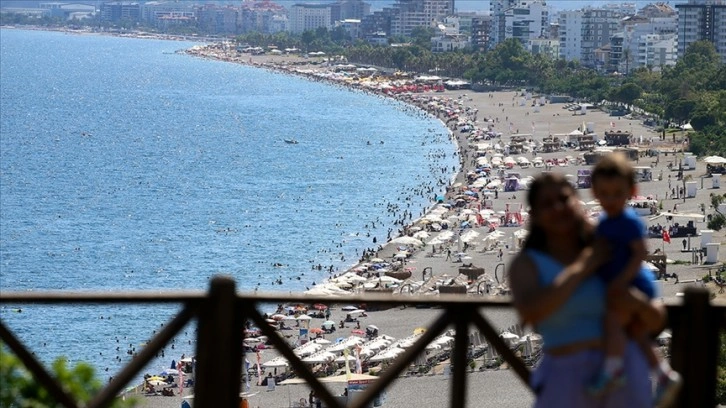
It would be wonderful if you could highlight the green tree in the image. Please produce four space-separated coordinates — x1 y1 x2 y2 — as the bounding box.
0 345 136 407
610 82 643 107
409 26 436 49
665 98 697 125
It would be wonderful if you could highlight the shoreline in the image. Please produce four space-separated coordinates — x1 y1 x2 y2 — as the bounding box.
4 30 722 406
182 44 479 277
0 24 218 43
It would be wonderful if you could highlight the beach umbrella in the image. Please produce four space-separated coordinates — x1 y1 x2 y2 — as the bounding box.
370 258 385 263
341 305 358 311
271 314 286 321
412 231 429 239
322 320 336 328
313 303 328 311
334 354 357 362
303 352 335 364
390 236 424 247
704 156 726 164
414 327 427 335
262 358 289 368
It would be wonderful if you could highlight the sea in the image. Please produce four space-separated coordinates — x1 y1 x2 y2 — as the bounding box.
0 29 457 381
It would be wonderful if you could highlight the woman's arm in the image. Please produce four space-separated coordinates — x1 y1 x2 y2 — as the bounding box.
509 247 603 326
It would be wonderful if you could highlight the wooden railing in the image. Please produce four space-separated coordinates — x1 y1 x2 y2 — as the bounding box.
1 275 725 408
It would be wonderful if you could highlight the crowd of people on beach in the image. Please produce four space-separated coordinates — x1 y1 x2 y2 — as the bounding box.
175 44 699 407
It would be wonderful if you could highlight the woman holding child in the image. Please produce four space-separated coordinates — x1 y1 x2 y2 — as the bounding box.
509 169 677 408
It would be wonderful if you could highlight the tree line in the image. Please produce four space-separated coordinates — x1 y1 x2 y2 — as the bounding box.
236 29 724 156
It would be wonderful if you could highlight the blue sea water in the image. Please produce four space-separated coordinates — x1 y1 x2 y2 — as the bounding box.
0 29 456 378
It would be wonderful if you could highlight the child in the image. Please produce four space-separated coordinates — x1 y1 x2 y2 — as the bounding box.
588 153 681 407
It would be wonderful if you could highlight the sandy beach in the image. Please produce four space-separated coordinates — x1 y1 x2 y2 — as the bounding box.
135 48 725 408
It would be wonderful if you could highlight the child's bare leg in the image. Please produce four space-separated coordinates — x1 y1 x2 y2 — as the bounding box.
605 309 628 358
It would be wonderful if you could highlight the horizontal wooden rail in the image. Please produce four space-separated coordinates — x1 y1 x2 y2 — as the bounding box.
1 276 725 408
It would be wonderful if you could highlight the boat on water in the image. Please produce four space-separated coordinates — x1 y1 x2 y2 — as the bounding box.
284 139 299 144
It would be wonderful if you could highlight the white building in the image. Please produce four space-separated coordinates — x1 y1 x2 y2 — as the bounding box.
430 17 469 52
390 0 454 37
559 8 622 68
615 10 678 73
676 0 726 63
140 1 194 26
289 4 333 34
640 33 677 70
502 0 548 46
431 33 470 52
490 0 523 46
528 38 559 59
558 10 583 61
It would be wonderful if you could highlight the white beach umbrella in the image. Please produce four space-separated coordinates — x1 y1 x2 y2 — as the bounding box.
486 180 502 189
704 156 726 164
262 358 289 368
412 231 430 239
302 352 335 364
390 236 424 247
334 354 356 363
460 230 480 243
471 178 488 188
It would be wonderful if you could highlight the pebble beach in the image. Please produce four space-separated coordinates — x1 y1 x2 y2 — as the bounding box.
136 47 725 408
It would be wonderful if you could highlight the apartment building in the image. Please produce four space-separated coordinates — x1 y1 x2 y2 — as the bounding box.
676 0 726 63
559 8 622 68
390 0 454 37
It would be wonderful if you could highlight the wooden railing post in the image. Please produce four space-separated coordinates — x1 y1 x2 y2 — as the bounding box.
450 306 470 408
194 276 242 407
670 287 718 407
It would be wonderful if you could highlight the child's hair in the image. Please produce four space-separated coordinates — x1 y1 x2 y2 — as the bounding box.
591 152 635 188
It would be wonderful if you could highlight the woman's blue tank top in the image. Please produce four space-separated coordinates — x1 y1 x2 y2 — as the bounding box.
526 249 606 350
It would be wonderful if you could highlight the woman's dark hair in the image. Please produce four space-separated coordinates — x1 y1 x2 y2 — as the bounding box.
523 172 592 251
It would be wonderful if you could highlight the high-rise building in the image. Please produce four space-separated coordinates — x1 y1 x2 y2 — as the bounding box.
676 0 726 63
289 4 333 34
360 7 395 38
239 1 288 34
390 0 454 37
490 0 522 45
100 2 140 23
140 2 195 27
559 8 622 68
338 0 370 21
197 5 239 35
503 1 548 45
608 7 677 73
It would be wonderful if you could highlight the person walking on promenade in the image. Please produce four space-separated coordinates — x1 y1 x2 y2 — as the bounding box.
509 173 666 407
446 248 451 261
